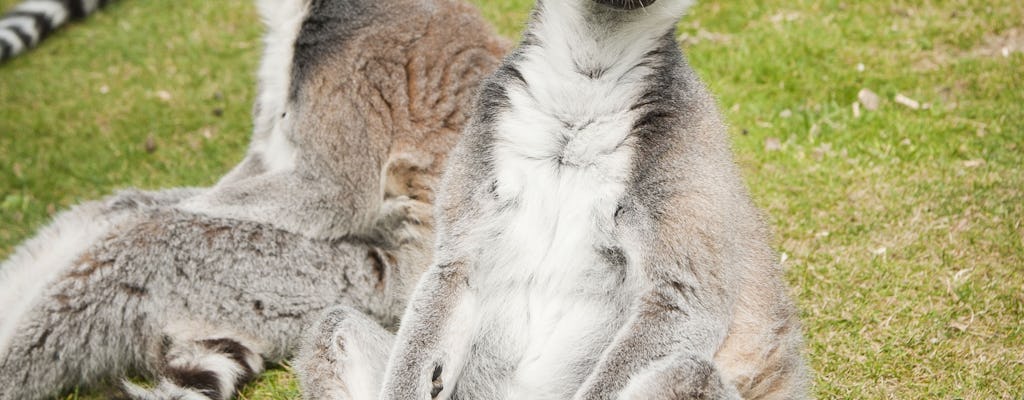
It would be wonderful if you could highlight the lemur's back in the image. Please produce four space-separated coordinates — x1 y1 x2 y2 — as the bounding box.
0 0 507 399
290 0 508 204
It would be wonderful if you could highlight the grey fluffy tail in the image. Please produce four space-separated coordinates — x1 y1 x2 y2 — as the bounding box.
0 0 114 62
0 310 139 400
0 314 264 400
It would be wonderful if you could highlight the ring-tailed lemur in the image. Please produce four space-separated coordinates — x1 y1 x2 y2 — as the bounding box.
295 0 810 399
0 0 506 398
0 0 113 62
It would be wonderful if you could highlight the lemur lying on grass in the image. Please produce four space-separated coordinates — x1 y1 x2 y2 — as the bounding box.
0 0 506 398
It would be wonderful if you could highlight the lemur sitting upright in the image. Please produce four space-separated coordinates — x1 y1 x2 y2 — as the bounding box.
296 0 809 399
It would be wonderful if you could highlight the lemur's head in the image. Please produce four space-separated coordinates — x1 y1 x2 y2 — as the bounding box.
587 0 694 22
592 0 658 10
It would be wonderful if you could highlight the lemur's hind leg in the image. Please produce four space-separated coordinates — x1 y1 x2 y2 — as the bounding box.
122 324 266 400
294 306 394 400
618 355 742 400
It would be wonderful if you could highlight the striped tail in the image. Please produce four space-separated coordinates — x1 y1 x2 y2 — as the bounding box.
121 334 265 400
0 0 114 62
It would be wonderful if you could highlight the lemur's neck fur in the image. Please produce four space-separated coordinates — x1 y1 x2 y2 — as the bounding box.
489 1 690 169
522 1 684 81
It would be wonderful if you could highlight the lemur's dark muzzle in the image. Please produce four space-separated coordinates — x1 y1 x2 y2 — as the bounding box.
593 0 658 10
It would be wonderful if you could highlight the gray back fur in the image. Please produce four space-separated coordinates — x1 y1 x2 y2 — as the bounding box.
0 0 506 398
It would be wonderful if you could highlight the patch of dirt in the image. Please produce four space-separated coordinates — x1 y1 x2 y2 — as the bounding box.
971 27 1024 58
914 27 1024 71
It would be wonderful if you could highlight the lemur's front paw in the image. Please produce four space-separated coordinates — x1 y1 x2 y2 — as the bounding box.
431 365 444 398
384 151 437 203
296 306 394 400
373 196 433 245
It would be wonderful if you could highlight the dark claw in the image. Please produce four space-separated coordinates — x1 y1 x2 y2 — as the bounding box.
431 365 443 398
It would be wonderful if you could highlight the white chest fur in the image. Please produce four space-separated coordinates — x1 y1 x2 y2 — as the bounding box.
464 49 649 398
449 2 691 395
486 72 639 288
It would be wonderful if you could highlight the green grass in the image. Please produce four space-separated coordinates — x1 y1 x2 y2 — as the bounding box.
1 0 1021 399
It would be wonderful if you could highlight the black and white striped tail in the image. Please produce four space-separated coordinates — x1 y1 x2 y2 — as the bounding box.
0 0 113 62
122 337 264 400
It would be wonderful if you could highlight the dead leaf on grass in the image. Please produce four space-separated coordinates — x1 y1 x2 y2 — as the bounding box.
951 218 970 234
963 159 985 168
952 268 972 285
678 29 733 46
809 123 821 138
894 94 921 109
812 143 832 160
200 126 217 140
765 137 782 152
155 90 173 102
948 319 970 332
858 89 881 111
769 11 801 25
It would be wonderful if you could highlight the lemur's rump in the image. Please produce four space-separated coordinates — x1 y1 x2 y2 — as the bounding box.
298 1 809 399
0 0 506 399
